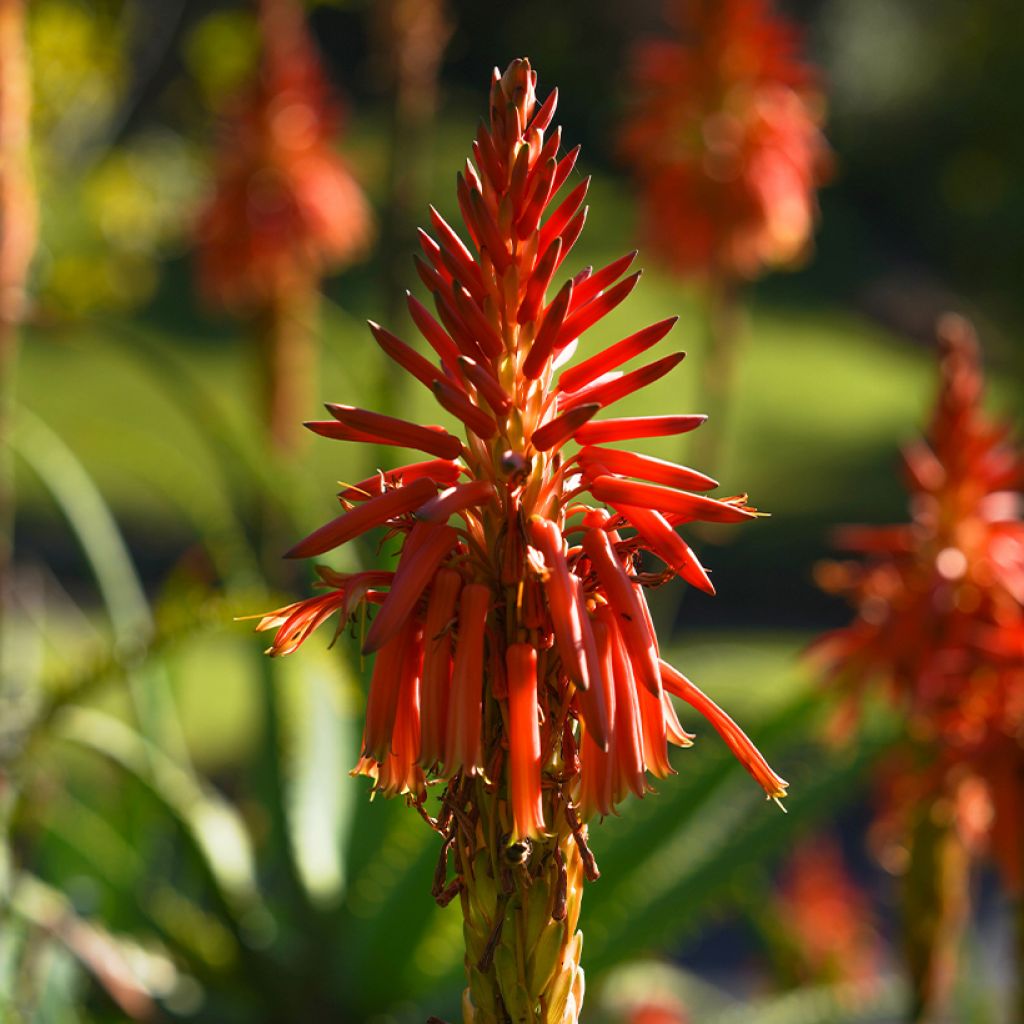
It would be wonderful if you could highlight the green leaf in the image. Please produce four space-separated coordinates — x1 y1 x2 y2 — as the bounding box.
12 407 150 645
279 646 362 904
583 696 893 974
52 706 259 919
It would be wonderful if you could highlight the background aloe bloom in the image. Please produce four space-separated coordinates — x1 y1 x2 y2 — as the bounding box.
813 315 1024 1019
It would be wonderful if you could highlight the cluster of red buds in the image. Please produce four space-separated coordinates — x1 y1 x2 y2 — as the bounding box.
257 60 785 1024
620 0 831 280
814 315 1024 895
195 0 372 312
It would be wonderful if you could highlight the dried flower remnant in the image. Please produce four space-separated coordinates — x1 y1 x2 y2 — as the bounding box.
812 315 1024 1016
620 0 831 281
195 0 372 449
256 60 785 1024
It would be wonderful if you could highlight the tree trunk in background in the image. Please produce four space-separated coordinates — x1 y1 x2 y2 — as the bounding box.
0 0 37 655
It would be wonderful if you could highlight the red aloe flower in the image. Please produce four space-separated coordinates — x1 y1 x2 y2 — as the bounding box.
620 0 831 281
257 59 784 1023
814 315 1024 890
196 0 372 310
195 0 373 450
812 316 1024 1015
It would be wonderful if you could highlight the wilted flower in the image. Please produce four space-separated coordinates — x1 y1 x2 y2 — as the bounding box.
620 0 831 280
813 315 1024 894
195 0 372 311
257 59 785 1023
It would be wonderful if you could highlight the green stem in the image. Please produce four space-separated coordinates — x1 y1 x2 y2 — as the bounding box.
693 272 743 476
456 771 585 1024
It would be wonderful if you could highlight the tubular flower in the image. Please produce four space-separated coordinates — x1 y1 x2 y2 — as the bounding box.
619 0 831 280
195 0 372 311
812 315 1024 894
257 60 784 1024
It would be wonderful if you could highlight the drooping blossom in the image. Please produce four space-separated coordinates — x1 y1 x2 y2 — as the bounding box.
195 0 372 449
255 59 785 1024
619 0 831 281
812 316 1024 1014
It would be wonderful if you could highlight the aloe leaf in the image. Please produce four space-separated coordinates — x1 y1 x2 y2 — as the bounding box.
7 871 169 1020
333 798 462 1010
12 407 150 644
11 407 198 765
279 647 361 905
592 692 820 886
583 720 891 974
52 706 260 922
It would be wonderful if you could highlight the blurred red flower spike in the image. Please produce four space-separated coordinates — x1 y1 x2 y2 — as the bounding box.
620 0 831 280
286 476 437 558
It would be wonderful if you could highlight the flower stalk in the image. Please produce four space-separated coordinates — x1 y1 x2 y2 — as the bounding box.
257 59 785 1023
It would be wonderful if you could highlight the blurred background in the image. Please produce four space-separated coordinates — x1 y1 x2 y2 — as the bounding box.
1 0 1022 1021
